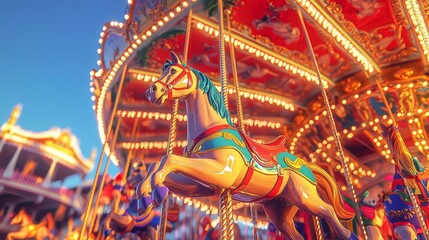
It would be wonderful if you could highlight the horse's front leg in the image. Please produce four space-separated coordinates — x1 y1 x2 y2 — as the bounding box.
150 155 172 207
7 233 15 240
7 232 24 240
136 163 161 215
150 153 244 206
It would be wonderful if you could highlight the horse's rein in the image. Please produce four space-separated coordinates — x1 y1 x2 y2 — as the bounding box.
157 64 193 99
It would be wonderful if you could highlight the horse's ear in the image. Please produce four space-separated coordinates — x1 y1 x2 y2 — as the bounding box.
170 51 182 65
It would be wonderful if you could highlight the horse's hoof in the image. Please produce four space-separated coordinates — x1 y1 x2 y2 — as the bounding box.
137 196 153 215
348 233 359 240
152 186 169 207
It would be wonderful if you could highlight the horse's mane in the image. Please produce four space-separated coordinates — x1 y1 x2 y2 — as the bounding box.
162 61 234 126
190 67 234 126
387 126 419 177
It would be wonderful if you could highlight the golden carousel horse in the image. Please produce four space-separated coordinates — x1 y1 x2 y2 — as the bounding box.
137 52 357 239
380 124 429 240
7 210 54 240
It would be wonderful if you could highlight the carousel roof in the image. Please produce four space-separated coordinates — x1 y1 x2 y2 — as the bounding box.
90 0 429 200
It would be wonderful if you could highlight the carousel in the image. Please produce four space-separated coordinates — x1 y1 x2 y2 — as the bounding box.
0 105 95 239
84 0 429 239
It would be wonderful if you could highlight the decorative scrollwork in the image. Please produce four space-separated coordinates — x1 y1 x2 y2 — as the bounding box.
284 157 307 171
326 1 417 64
222 132 246 148
391 0 410 27
386 208 415 220
394 68 415 79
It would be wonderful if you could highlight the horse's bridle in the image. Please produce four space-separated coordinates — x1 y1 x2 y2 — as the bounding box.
157 64 193 99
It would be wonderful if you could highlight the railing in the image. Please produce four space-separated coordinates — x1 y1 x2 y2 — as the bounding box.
12 171 39 185
0 169 76 199
49 186 75 198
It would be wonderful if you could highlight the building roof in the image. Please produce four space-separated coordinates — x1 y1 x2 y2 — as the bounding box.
1 105 94 174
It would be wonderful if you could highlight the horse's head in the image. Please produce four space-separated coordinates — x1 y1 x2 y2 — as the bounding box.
381 123 424 177
10 210 27 225
146 51 197 105
381 123 399 156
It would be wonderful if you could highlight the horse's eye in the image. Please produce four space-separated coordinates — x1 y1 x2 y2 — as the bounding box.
170 69 177 75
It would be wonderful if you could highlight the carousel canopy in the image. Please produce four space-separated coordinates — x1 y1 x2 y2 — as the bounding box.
90 0 429 197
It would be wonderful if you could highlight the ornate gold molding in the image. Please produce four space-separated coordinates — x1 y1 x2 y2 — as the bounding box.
326 1 417 64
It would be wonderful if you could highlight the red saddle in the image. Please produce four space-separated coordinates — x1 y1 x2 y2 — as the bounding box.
239 131 287 168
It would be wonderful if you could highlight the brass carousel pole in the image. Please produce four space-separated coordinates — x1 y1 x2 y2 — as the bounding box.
217 0 235 239
103 118 139 239
313 216 323 240
225 9 259 240
88 116 123 235
157 9 193 240
374 78 397 126
79 64 129 240
374 77 429 238
295 8 368 240
119 117 139 203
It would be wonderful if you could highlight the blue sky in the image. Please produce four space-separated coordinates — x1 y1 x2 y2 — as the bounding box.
0 1 129 184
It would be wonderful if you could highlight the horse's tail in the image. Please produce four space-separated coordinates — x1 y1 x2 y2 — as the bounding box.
309 163 355 221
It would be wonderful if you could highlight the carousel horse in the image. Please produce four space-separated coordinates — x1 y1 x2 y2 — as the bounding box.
7 210 54 240
106 165 179 239
137 52 357 240
380 124 429 240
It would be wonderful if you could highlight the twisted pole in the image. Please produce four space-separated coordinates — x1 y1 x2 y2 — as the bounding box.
88 116 122 234
295 8 368 239
157 9 193 240
121 117 139 195
104 117 139 238
79 64 128 240
313 216 323 240
225 9 259 240
156 101 178 239
217 0 235 239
